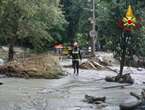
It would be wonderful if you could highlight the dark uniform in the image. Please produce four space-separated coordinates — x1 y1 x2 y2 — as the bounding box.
71 47 82 75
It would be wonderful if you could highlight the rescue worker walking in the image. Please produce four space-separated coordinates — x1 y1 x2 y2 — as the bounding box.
71 42 82 76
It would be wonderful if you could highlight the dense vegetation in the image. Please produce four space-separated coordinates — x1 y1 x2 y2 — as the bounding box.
61 0 145 74
0 0 145 67
0 0 67 60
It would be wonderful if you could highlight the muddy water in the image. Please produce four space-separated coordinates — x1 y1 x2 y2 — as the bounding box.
0 66 144 110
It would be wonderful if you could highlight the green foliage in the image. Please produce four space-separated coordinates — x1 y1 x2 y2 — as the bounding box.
110 0 145 57
62 0 85 41
62 0 114 44
75 33 88 47
0 0 145 56
62 0 145 60
0 0 67 52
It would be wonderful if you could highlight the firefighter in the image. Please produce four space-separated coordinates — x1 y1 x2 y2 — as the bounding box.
71 42 82 76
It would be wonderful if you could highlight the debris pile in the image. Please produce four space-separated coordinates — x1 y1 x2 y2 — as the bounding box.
84 52 119 69
63 52 119 70
0 54 63 79
105 73 134 84
63 58 105 70
79 59 104 70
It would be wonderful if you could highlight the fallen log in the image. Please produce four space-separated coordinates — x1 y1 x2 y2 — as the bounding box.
103 84 131 89
130 92 141 100
95 78 105 81
91 61 104 68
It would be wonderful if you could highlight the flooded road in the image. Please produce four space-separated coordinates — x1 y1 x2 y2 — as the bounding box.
0 60 145 110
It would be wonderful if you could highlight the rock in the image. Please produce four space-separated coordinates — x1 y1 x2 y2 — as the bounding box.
84 95 106 104
120 100 142 110
0 82 3 85
120 90 145 110
135 101 145 110
137 68 143 71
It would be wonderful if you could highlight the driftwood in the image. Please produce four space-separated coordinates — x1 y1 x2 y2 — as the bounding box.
92 61 104 68
95 78 105 81
120 90 145 110
80 60 104 70
105 73 134 84
130 92 141 100
84 95 106 104
103 84 131 89
88 61 98 69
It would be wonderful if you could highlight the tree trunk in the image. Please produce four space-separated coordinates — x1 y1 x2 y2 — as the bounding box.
91 36 96 57
119 32 127 75
8 44 14 61
8 37 16 61
119 46 126 75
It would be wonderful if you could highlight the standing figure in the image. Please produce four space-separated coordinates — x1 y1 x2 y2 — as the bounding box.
71 42 82 75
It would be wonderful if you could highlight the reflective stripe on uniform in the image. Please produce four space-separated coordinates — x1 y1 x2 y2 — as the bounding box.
72 59 80 61
72 51 79 54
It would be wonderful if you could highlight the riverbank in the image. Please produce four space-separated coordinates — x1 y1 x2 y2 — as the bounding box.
0 54 63 79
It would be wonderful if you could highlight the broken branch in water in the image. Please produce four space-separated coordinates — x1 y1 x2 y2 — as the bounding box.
103 84 132 89
95 78 105 81
130 92 141 100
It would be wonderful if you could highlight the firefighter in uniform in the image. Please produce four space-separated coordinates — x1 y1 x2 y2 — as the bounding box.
71 42 82 75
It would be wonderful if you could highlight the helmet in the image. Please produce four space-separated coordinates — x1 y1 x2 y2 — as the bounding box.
73 42 78 47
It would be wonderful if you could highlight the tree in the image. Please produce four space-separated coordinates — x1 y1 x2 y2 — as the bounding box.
62 0 114 48
110 0 144 75
0 0 67 60
0 0 22 61
61 0 85 42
